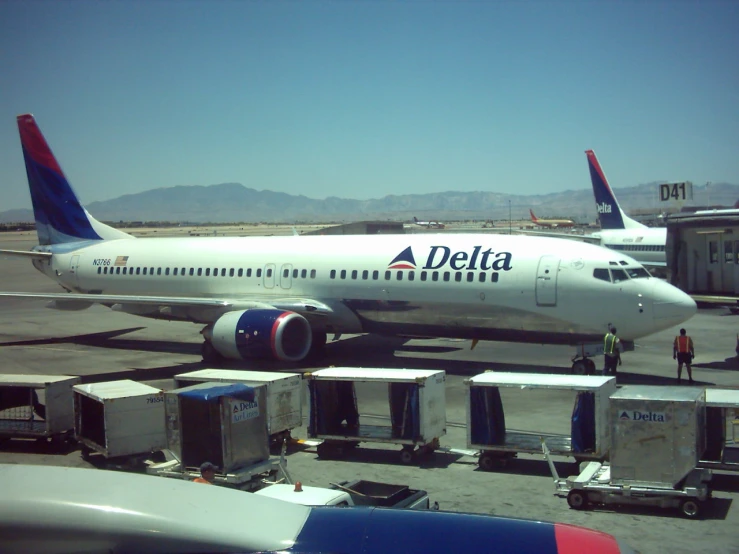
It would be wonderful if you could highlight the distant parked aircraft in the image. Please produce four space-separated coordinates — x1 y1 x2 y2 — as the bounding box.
529 210 576 228
413 216 446 229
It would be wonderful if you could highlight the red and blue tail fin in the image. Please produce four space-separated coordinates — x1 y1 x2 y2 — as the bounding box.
17 114 133 246
585 150 646 231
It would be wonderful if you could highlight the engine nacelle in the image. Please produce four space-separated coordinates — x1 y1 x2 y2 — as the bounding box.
208 309 312 362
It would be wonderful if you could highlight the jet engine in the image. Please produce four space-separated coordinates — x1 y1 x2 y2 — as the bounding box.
206 309 313 362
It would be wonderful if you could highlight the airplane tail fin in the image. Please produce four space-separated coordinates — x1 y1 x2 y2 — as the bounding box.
529 209 538 222
17 114 133 246
585 149 646 230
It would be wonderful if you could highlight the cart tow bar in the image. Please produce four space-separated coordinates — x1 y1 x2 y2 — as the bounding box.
540 437 561 486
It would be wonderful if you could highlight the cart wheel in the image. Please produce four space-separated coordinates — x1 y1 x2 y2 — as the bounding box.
400 448 415 465
585 359 596 375
316 442 333 459
478 453 496 471
567 490 589 510
572 360 588 375
680 498 702 519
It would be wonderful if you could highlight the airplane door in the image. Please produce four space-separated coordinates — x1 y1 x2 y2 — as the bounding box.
280 264 293 290
69 255 80 287
263 264 276 289
536 255 559 306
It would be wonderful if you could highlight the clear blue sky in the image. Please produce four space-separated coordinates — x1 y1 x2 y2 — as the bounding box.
1 0 737 210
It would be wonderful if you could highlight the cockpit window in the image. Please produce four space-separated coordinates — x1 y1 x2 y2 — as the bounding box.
593 268 611 282
609 261 618 266
619 261 629 266
625 267 650 279
611 269 628 283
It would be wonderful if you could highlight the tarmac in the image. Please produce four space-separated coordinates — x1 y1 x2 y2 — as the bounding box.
1 232 739 554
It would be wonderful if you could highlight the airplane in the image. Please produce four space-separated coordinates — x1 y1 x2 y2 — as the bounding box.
413 216 446 229
529 209 576 228
0 114 695 374
585 150 667 269
0 464 636 554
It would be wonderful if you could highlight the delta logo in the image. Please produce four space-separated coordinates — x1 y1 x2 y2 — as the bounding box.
389 246 513 271
619 410 666 423
596 202 613 214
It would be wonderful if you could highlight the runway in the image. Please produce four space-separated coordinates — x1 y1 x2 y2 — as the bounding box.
1 234 738 554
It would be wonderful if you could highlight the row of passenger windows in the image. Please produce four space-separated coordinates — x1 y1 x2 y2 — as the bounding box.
97 266 317 279
329 269 500 283
607 244 665 252
593 266 650 283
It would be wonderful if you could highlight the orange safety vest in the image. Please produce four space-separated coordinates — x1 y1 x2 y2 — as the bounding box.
675 335 692 353
193 477 212 484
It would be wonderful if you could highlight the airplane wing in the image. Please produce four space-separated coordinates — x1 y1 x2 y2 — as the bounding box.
0 292 335 316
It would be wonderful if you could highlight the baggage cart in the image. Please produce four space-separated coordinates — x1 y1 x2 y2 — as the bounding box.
146 456 283 492
73 380 167 459
701 388 739 471
174 369 302 443
305 367 446 464
545 385 713 518
465 372 616 470
164 382 270 473
0 374 79 445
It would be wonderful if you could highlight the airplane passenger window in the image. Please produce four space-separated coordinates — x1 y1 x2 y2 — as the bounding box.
385 271 391 280
491 273 499 282
197 268 202 276
293 269 298 278
238 269 243 277
213 268 218 276
257 269 262 277
479 272 486 282
173 268 178 276
340 270 346 279
284 269 289 278
330 270 336 279
103 267 108 274
230 268 235 277
266 268 273 278
190 268 195 276
593 268 611 282
408 271 415 281
432 271 439 282
625 267 650 279
351 270 358 279
397 271 403 280
302 269 307 278
443 272 450 282
454 272 462 282
221 268 226 277
247 268 252 277
97 267 101 274
371 270 378 280
311 269 316 278
181 267 185 275
420 271 427 281
205 268 210 276
136 268 141 275
362 270 368 280
467 272 474 282
167 268 171 275
150 267 154 274
610 269 628 283
142 267 146 275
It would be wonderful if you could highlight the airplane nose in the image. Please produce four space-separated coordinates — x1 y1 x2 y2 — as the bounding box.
652 280 697 324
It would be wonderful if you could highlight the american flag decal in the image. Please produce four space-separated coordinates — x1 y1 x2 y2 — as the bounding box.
114 256 129 266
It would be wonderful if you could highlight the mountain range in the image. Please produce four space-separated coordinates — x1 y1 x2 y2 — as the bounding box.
2 181 737 224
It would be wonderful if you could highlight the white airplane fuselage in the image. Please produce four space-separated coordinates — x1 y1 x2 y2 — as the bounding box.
592 227 667 268
33 232 691 345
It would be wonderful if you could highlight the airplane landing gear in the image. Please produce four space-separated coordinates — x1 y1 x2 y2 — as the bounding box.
571 357 596 375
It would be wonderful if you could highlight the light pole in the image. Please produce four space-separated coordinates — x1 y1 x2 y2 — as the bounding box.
508 199 512 235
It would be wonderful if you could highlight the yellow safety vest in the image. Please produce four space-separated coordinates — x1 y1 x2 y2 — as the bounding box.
604 333 617 355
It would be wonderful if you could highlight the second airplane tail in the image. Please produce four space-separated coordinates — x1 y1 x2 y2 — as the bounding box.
585 149 646 231
17 114 133 246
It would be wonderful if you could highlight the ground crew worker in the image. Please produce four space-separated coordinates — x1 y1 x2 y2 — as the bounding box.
194 461 217 484
673 328 695 384
603 327 621 376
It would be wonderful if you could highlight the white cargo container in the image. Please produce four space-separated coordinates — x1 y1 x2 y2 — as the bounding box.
700 388 739 471
173 369 302 441
0 374 80 443
465 372 617 470
73 380 167 458
305 367 446 464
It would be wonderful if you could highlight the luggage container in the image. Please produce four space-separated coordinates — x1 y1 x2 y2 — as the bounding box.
545 385 712 519
305 367 446 464
610 385 706 488
164 382 269 473
465 372 617 470
700 388 739 471
73 380 166 459
0 374 79 445
174 369 302 442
